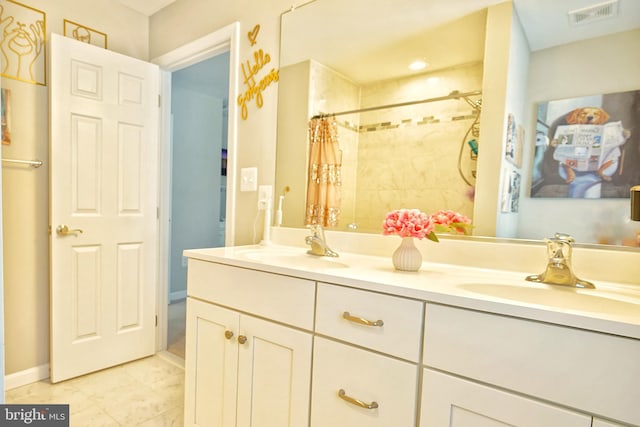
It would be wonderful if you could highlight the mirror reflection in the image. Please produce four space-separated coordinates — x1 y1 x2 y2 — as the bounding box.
275 0 640 248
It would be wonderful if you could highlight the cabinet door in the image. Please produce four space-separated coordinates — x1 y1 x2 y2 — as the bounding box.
184 298 239 427
236 315 313 427
420 368 592 427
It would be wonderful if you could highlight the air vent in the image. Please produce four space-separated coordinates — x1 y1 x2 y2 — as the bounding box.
568 0 619 25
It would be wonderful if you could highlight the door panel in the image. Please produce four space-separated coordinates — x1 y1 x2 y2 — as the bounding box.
71 246 101 341
50 33 159 382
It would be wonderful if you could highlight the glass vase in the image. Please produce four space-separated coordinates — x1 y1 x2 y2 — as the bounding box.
392 237 422 272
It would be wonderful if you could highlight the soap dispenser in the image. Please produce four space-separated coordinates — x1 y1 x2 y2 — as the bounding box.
525 233 595 289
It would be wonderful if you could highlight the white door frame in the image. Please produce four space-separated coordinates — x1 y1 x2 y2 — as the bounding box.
152 22 240 351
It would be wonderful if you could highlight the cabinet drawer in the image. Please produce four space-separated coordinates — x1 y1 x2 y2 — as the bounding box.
424 303 640 426
421 368 591 427
311 336 418 427
316 283 423 361
187 259 315 330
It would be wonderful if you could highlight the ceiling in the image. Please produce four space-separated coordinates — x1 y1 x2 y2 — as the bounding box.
121 0 640 84
515 0 640 51
117 0 176 16
280 0 640 84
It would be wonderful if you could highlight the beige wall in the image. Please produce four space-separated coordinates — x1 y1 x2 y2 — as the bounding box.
473 1 513 236
275 61 312 229
1 0 149 375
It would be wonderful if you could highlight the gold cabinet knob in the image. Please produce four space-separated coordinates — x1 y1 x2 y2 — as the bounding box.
237 335 247 345
224 330 234 340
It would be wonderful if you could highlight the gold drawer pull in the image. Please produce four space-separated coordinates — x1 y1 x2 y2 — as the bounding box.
224 330 234 340
342 311 384 327
238 335 247 345
338 389 379 410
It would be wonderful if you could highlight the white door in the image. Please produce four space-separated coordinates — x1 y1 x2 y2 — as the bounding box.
49 33 159 382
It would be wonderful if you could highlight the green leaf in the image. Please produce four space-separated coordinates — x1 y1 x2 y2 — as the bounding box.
426 232 439 242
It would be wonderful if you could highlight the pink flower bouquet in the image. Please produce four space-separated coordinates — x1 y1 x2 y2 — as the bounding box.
382 209 438 242
429 209 472 235
383 208 472 243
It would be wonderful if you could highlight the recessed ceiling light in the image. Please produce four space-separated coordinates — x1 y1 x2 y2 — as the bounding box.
409 60 429 71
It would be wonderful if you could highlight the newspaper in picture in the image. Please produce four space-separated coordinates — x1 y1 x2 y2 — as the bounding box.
552 121 627 172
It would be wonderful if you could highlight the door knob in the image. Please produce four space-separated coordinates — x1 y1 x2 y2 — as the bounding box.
56 224 83 236
237 335 247 345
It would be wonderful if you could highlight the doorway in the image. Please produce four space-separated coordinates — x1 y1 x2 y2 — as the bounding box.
153 22 240 356
166 53 230 358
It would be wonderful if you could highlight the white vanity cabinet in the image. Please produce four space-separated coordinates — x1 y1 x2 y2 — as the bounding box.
421 303 640 427
311 283 423 426
184 247 640 427
184 259 315 427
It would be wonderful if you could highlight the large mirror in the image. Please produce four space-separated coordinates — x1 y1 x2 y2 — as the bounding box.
275 0 640 248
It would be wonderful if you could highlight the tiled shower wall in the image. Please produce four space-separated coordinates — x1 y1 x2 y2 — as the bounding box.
355 62 482 232
310 61 482 233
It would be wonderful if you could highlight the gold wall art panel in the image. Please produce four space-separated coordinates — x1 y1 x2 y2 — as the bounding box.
0 0 46 85
64 19 107 49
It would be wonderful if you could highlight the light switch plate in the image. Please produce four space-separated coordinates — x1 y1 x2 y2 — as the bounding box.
240 167 258 192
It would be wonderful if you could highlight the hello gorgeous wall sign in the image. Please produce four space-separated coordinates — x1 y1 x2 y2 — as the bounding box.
237 24 279 120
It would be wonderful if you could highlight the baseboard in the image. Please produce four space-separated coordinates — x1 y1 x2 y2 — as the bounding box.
169 290 187 303
156 350 185 369
5 363 50 390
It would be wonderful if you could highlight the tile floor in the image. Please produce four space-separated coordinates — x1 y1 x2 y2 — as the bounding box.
5 353 185 426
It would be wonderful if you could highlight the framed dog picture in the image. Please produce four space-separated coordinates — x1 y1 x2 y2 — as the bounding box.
530 89 640 199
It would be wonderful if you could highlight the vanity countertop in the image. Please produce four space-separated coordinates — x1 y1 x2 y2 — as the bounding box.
184 244 640 340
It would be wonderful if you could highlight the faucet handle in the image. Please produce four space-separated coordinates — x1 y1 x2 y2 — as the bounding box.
307 223 323 236
545 233 574 260
552 232 574 243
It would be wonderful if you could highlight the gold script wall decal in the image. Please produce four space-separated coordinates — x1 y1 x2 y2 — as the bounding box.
247 24 259 46
237 23 279 120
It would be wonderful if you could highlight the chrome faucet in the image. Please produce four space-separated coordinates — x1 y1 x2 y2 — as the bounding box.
525 233 595 289
305 224 339 257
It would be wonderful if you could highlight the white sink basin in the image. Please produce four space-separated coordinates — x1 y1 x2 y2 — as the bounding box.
458 283 640 316
237 247 350 269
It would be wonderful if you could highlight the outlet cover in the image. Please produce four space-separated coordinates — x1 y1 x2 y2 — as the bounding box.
240 167 258 192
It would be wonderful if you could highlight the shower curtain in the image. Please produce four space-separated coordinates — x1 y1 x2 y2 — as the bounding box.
305 116 342 227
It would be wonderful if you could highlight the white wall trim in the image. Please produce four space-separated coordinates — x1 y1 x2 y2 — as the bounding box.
4 364 50 391
151 21 240 352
